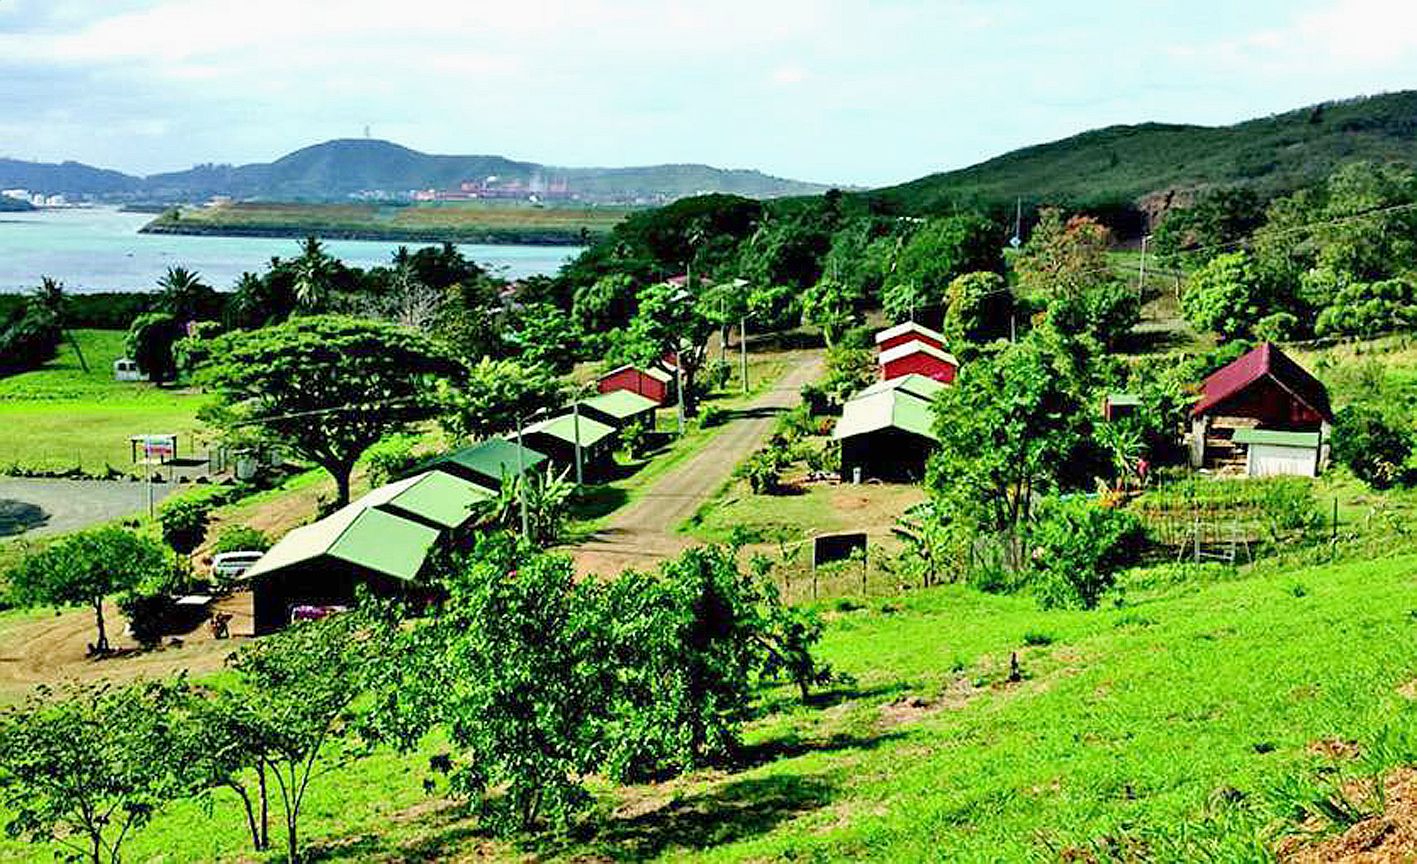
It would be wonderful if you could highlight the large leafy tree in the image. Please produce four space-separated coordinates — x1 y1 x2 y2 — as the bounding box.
620 279 715 413
941 271 1014 353
882 214 1002 319
0 680 189 864
1014 208 1113 299
925 337 1094 535
197 316 458 506
1181 251 1266 341
126 312 184 383
440 357 565 441
799 273 864 347
8 527 171 654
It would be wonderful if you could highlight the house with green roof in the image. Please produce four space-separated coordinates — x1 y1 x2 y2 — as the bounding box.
855 373 948 404
519 412 619 479
243 498 441 634
832 387 940 481
414 438 548 490
574 389 658 430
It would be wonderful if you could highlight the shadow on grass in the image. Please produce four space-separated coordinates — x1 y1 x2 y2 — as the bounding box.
570 485 631 521
548 773 838 861
304 799 484 863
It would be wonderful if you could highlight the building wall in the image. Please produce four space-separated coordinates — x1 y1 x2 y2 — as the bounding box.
598 369 669 405
882 354 957 383
1247 443 1319 477
840 428 937 482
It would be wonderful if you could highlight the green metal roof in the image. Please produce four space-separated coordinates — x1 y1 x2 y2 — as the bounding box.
855 374 946 404
524 412 617 447
832 390 939 442
377 471 495 529
421 438 547 484
244 501 439 582
1231 428 1322 448
1106 392 1143 406
580 389 659 419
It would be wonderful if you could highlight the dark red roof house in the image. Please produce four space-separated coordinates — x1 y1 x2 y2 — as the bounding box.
875 321 947 354
598 364 674 406
1188 343 1333 473
879 340 959 384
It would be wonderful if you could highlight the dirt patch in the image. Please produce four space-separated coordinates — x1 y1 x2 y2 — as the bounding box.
1307 738 1363 761
1397 678 1417 701
0 593 253 702
877 677 978 729
1279 767 1417 863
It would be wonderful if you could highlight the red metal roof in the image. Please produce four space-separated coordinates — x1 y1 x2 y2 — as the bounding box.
1191 342 1332 421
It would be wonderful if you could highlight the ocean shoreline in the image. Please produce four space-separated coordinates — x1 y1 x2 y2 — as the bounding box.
139 220 597 247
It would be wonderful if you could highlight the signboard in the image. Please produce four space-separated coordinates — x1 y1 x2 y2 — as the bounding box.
812 532 867 569
131 434 177 464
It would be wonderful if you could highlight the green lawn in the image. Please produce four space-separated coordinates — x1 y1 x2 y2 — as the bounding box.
3 536 1412 861
0 330 210 474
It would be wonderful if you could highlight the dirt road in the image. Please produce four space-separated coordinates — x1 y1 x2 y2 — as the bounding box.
571 352 823 574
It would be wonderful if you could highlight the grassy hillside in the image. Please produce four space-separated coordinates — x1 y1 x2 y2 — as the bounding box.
867 90 1417 220
142 200 630 245
0 330 209 475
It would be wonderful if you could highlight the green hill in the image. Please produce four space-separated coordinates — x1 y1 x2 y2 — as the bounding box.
866 90 1417 224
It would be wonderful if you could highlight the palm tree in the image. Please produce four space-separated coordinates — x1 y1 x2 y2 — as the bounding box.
292 237 337 310
157 266 211 321
32 277 86 372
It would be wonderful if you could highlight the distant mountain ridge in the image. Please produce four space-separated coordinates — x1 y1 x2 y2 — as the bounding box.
0 139 832 203
865 90 1417 226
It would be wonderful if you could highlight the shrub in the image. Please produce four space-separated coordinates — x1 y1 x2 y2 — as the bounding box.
1027 497 1146 610
1253 311 1299 342
211 525 271 555
698 404 727 428
157 494 214 556
774 403 816 442
799 383 831 417
620 418 649 459
1331 403 1415 489
362 433 421 487
118 592 174 649
703 359 733 391
1254 477 1324 540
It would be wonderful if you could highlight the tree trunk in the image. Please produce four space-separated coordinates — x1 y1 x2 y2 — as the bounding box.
258 763 269 850
331 465 352 508
234 786 261 852
92 597 109 654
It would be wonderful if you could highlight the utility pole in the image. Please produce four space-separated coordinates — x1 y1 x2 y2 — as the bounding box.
1138 234 1150 301
572 399 584 486
675 351 686 436
515 418 529 541
740 315 749 394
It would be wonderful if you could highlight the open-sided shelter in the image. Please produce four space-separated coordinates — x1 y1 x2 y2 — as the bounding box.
518 413 618 479
855 373 949 404
598 364 674 405
1189 342 1333 475
875 321 947 353
833 388 940 481
414 438 548 491
878 340 959 383
364 471 496 532
574 389 658 430
244 500 440 634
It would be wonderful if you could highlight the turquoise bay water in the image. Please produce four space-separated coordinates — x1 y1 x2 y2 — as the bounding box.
0 208 580 293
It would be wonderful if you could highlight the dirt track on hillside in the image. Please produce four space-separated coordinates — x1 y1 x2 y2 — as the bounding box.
570 352 823 575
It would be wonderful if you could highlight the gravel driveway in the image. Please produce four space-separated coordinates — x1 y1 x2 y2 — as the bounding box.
572 352 824 574
0 477 179 539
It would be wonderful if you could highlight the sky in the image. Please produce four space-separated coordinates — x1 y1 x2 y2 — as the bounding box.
1 0 1416 187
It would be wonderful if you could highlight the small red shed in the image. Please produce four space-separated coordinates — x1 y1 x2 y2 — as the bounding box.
874 321 947 354
879 340 959 383
598 364 674 406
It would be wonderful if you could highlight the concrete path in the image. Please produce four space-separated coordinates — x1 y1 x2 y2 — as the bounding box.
571 352 823 574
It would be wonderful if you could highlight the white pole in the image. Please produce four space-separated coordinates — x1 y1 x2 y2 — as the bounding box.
740 316 748 395
516 420 529 541
572 400 584 486
675 354 685 436
1138 234 1150 300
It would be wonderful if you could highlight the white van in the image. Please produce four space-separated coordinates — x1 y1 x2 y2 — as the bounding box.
211 551 265 582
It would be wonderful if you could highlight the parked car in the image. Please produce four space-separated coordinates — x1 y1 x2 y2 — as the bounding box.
211 551 265 583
